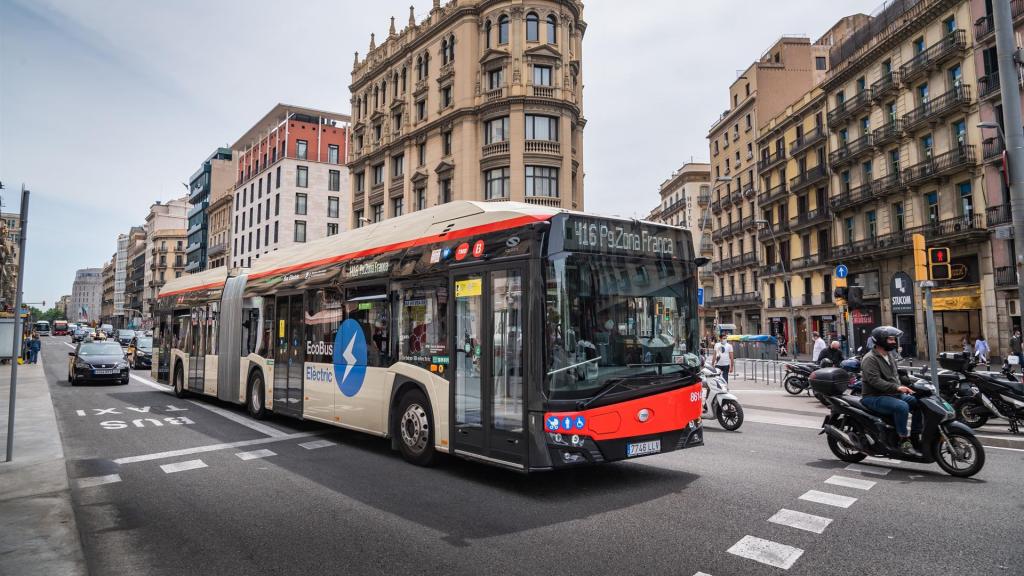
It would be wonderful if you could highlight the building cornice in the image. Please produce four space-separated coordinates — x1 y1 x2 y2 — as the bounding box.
708 95 756 139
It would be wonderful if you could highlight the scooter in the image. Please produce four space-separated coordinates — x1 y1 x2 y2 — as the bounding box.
816 368 985 478
701 366 744 431
783 361 820 396
939 353 1024 434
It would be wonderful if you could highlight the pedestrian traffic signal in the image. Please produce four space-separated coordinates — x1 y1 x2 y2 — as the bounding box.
928 247 951 280
912 233 928 282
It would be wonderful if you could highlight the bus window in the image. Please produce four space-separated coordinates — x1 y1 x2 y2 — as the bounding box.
306 287 344 363
396 282 448 372
173 312 190 351
241 308 260 356
345 285 390 367
259 298 275 358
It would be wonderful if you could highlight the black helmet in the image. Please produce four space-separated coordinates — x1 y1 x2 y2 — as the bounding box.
870 326 903 351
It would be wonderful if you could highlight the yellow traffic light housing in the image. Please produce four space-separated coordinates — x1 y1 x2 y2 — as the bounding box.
912 233 928 282
928 247 952 280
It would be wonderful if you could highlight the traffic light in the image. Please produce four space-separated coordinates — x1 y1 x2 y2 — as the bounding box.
848 286 864 309
834 287 848 301
912 233 928 282
928 247 951 280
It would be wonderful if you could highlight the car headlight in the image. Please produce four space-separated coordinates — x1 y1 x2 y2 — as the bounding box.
117 361 129 369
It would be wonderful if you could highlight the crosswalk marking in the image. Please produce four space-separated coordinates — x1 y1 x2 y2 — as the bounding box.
236 449 276 461
845 463 892 476
76 474 122 489
727 535 804 570
799 489 858 508
768 508 834 534
825 475 877 490
299 439 336 450
160 459 207 474
693 572 713 576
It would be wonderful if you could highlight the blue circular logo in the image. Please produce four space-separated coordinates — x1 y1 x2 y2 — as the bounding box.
333 319 367 397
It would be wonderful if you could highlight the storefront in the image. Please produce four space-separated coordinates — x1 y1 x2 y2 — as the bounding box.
812 315 839 343
768 317 789 351
850 306 881 353
933 255 984 354
890 271 917 358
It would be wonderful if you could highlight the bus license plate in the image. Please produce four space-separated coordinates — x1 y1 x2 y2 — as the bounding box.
93 369 117 375
627 439 661 457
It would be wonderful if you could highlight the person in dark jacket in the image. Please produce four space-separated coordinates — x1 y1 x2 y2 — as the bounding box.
860 326 921 457
819 340 845 367
27 332 41 364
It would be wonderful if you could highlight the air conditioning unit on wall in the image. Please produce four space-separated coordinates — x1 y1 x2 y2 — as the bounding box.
1010 299 1020 317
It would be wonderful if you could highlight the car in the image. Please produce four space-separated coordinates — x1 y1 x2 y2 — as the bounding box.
100 324 114 338
126 336 153 370
115 329 136 346
68 341 130 385
71 328 87 343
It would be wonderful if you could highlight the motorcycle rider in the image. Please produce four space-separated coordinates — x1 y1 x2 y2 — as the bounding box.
819 340 845 367
860 326 922 458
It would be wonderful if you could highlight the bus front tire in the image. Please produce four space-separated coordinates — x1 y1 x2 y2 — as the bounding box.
395 389 436 467
247 372 268 420
173 364 186 398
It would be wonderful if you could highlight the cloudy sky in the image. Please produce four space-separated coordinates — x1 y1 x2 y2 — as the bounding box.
1 0 871 307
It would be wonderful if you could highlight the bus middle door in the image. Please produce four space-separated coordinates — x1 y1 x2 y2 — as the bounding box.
272 294 305 417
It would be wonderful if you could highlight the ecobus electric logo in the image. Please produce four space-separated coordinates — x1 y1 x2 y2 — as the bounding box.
333 319 367 397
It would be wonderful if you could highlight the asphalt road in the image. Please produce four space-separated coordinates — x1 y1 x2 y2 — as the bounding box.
42 337 1024 576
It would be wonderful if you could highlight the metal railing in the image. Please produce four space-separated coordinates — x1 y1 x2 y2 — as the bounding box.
902 145 976 187
995 266 1017 288
899 29 967 84
829 133 873 167
758 182 788 206
983 136 1004 161
871 70 901 99
872 119 903 147
789 165 828 193
828 90 872 127
978 72 1001 99
987 204 1012 227
902 85 972 132
790 127 826 157
758 149 787 171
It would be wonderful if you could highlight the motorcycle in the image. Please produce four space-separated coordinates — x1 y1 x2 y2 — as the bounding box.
783 361 820 396
811 356 862 405
701 366 744 431
939 353 1024 434
814 367 985 478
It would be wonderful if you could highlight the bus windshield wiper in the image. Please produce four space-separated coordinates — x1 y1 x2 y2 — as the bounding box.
576 374 686 411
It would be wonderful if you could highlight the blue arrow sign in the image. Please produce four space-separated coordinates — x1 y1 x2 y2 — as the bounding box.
697 287 705 306
835 264 849 279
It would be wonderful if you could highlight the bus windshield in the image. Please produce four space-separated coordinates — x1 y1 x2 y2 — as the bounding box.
544 254 697 401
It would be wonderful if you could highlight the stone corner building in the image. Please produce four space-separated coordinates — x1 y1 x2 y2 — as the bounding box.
348 0 586 226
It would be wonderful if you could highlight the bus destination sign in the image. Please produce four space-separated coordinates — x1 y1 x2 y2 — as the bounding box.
565 217 676 258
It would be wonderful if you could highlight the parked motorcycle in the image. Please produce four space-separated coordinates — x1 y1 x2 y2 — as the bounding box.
811 357 862 405
814 367 985 478
938 353 1024 434
701 366 744 431
783 362 820 396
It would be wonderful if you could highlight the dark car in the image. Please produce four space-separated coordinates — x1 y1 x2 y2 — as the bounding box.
115 329 136 346
127 336 153 370
68 341 130 385
71 328 87 343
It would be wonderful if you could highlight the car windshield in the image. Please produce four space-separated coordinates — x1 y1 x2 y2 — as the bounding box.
544 254 697 401
79 342 125 356
136 337 153 351
119 330 135 338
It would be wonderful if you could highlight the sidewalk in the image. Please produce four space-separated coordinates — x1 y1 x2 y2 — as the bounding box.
0 362 87 576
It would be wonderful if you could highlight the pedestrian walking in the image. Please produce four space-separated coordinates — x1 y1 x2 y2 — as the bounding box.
28 331 41 364
962 336 972 356
1009 328 1022 374
973 335 990 366
713 334 734 383
811 331 827 363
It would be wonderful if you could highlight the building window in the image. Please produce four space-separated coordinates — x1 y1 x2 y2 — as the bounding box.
442 130 452 155
328 144 339 164
844 217 854 244
958 181 973 219
275 193 280 216
441 38 451 65
355 171 365 193
295 193 308 215
815 56 826 70
485 19 492 49
373 163 385 186
392 154 404 178
354 209 364 228
274 221 278 243
372 204 384 222
866 210 877 238
416 99 426 121
374 123 382 143
329 170 340 192
526 12 539 42
893 202 905 232
488 68 504 90
441 85 453 108
416 188 426 210
393 112 402 133
485 167 510 200
525 115 558 140
485 116 509 144
295 220 306 243
296 140 308 160
328 196 339 218
328 223 339 236
525 165 559 197
533 65 552 86
547 15 557 44
418 142 426 166
393 197 404 217
498 15 509 44
440 178 452 204
296 166 308 188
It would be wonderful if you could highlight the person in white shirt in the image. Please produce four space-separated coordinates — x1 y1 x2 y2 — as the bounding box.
811 331 827 363
713 335 735 382
974 335 990 365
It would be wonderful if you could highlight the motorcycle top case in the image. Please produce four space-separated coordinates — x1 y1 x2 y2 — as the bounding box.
809 367 850 396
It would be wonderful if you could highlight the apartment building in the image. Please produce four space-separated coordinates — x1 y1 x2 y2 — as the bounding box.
823 0 988 355
207 191 232 269
113 227 144 325
231 104 350 269
348 0 585 226
127 235 147 325
56 295 71 318
0 212 20 312
186 148 233 273
144 198 187 318
100 257 114 324
71 267 102 324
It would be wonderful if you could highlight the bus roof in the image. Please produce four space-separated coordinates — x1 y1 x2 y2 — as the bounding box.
158 200 561 299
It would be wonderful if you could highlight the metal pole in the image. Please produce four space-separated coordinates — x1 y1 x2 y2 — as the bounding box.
924 282 940 390
6 186 30 462
993 0 1024 322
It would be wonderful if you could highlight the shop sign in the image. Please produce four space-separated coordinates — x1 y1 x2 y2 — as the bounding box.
890 272 915 315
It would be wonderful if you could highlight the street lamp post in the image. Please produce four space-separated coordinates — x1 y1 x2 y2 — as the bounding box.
756 218 794 357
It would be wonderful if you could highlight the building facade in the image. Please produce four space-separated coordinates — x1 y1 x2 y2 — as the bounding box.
127 235 147 326
231 104 350 269
100 257 115 325
71 267 102 324
143 198 187 318
348 0 585 226
56 295 71 318
0 212 20 312
186 148 233 273
207 191 232 269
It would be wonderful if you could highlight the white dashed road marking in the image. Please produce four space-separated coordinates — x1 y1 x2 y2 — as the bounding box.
236 448 276 461
160 459 208 474
299 439 336 450
845 463 892 476
693 572 713 576
75 474 122 489
768 508 833 534
825 475 877 490
799 490 858 508
727 535 804 570
112 432 319 464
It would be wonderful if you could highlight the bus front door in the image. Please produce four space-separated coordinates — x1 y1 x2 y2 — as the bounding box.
452 268 526 468
273 294 305 417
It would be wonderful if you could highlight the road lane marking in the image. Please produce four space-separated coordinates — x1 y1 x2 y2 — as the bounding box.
75 474 122 489
236 448 276 461
693 573 713 576
113 432 320 464
845 463 891 476
130 373 171 392
727 535 803 570
799 490 857 508
160 459 208 474
299 439 336 450
825 475 876 490
768 509 833 534
743 413 821 430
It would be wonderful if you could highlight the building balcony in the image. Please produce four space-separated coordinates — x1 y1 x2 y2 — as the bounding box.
730 190 743 204
712 252 759 274
902 85 972 133
791 253 825 271
706 291 762 308
711 198 723 214
184 241 204 255
700 238 714 255
987 204 1012 228
790 206 831 232
829 133 874 168
186 201 209 219
761 262 787 277
758 182 788 207
872 119 904 148
983 136 1005 162
831 181 877 212
758 150 787 172
485 86 507 102
870 71 901 101
899 29 967 85
524 195 561 208
742 215 756 231
995 266 1018 289
975 14 995 42
828 90 872 128
529 85 556 98
698 192 711 206
742 184 756 199
789 165 828 194
207 241 227 258
721 192 734 209
790 127 826 157
757 220 790 241
902 145 976 187
524 140 561 155
829 214 988 263
978 72 1000 100
482 141 510 158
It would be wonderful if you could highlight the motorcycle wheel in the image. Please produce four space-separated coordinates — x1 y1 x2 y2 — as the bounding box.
934 429 985 478
784 376 805 395
956 403 989 429
827 432 866 463
716 400 744 431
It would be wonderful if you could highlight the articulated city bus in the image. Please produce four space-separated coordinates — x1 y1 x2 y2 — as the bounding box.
154 201 704 471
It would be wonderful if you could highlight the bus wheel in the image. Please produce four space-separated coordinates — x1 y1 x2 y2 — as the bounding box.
247 371 268 420
173 364 186 398
396 389 436 466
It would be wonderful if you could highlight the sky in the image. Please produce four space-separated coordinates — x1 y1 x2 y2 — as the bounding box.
0 0 872 308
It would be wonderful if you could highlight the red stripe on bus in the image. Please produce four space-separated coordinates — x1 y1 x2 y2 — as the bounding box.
544 383 703 441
